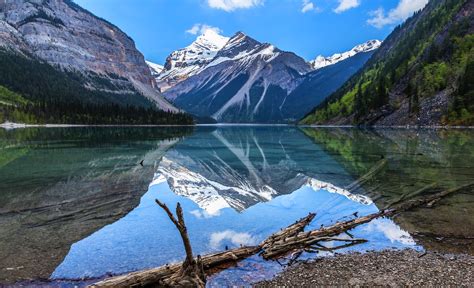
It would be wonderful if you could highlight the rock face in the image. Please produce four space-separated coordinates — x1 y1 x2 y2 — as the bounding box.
0 0 176 111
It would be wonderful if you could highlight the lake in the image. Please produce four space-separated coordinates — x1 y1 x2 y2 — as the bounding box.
0 126 473 286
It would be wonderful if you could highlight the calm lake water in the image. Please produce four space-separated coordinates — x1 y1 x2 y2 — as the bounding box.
0 126 473 286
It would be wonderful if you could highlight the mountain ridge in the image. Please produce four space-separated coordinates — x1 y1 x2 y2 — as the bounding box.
309 40 382 70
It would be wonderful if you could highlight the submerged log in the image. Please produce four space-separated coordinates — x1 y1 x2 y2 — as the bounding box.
90 182 473 287
346 158 388 192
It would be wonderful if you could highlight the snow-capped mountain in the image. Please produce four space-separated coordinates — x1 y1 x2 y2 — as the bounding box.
146 61 164 76
309 40 382 70
164 32 312 122
155 29 229 92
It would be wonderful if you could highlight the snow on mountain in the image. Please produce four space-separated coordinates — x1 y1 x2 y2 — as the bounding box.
309 40 382 70
146 61 164 76
164 32 312 122
155 29 229 91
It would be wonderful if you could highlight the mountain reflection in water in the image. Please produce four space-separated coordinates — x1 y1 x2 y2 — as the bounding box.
52 127 419 286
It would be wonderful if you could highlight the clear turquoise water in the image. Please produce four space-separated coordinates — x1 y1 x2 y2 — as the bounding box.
1 126 473 286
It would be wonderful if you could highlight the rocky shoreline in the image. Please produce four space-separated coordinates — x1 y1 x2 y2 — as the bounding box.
255 249 474 287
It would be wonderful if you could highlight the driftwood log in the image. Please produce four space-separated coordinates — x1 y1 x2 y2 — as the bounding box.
90 182 474 287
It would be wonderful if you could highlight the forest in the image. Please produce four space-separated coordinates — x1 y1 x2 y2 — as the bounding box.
0 49 193 125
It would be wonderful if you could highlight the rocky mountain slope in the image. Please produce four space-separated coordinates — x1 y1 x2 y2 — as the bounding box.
165 32 312 123
156 31 379 123
302 0 473 126
155 29 229 92
0 0 181 124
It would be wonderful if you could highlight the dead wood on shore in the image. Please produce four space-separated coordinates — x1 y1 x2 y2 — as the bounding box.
90 182 474 287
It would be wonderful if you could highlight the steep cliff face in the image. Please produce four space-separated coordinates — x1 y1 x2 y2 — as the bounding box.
0 0 176 111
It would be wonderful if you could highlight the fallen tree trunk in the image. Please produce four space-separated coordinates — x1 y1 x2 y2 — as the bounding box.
260 213 316 250
90 215 315 288
90 246 260 287
90 182 474 287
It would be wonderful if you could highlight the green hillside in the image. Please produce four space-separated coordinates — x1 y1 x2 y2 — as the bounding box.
301 0 473 126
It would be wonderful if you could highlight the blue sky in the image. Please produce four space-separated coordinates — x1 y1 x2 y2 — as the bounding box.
74 0 429 64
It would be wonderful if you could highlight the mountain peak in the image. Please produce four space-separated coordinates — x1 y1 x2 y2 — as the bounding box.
155 30 230 91
192 29 229 51
309 39 382 70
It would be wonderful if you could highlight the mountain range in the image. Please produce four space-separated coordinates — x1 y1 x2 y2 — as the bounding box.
148 32 380 123
1 0 468 125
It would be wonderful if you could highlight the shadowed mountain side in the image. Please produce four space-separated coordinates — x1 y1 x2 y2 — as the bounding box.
0 127 192 283
301 128 474 254
286 51 375 121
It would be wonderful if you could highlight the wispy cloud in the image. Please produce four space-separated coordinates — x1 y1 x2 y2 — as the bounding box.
186 23 222 35
207 0 264 12
301 0 315 13
334 0 360 13
367 0 429 28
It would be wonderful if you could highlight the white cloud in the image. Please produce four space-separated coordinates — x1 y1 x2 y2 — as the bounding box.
301 0 314 13
367 0 429 28
186 24 222 35
334 0 360 13
209 230 257 249
207 0 264 12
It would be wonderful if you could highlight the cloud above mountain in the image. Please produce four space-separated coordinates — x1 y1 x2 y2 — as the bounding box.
367 0 429 28
301 0 315 13
207 0 264 12
334 0 360 13
186 24 222 35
